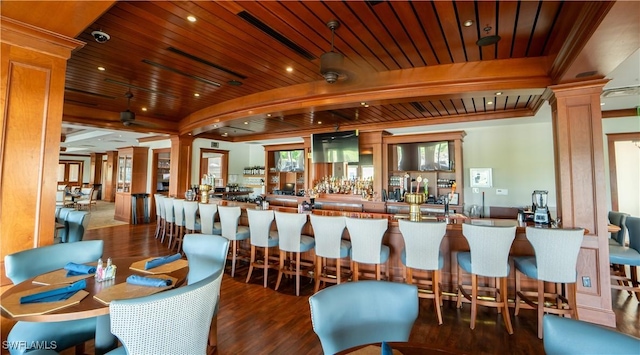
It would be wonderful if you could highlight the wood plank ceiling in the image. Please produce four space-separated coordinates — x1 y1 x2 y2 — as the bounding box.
61 0 601 141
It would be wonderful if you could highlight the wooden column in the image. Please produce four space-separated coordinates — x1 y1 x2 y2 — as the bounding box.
103 151 118 202
169 135 194 198
0 18 84 285
90 152 104 199
548 79 615 326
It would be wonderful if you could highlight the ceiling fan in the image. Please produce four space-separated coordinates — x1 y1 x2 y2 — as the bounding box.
320 20 346 84
120 90 136 126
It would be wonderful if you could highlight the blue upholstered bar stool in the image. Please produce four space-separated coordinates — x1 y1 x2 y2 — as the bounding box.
456 223 516 334
398 219 447 325
183 201 201 234
274 211 315 296
513 227 584 338
309 215 350 292
199 203 222 235
218 205 250 277
610 216 640 301
245 209 279 287
345 217 389 281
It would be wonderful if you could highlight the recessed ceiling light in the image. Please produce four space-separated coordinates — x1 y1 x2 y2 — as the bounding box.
286 67 293 72
600 102 605 106
141 107 147 111
463 20 474 27
194 93 200 97
495 92 502 96
266 114 271 117
97 66 106 71
364 104 369 108
317 121 322 124
487 101 494 105
223 132 228 136
361 102 366 106
244 121 248 125
188 133 192 135
187 15 197 22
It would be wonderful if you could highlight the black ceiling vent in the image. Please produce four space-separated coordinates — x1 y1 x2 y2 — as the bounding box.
141 60 221 87
410 102 427 113
103 78 178 98
64 87 116 99
167 47 247 80
238 11 316 61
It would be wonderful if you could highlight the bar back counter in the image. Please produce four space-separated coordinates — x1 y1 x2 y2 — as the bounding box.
214 194 535 296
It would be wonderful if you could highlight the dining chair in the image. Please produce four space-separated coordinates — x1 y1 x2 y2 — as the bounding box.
156 195 167 242
345 217 390 281
542 315 640 355
609 211 630 246
309 214 350 292
513 227 584 338
609 216 640 301
245 209 280 288
107 270 224 355
274 211 315 296
4 240 104 355
218 205 250 277
183 234 230 353
309 280 419 354
398 219 447 325
56 207 75 243
65 210 91 243
55 190 74 208
456 223 516 334
199 203 222 235
76 188 97 211
183 201 201 234
171 199 186 252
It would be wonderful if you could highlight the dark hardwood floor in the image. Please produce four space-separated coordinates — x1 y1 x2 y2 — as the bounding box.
84 224 639 354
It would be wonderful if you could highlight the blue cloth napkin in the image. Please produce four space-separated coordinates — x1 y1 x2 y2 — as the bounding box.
144 253 182 270
64 262 96 277
381 341 393 355
20 279 86 304
126 275 172 287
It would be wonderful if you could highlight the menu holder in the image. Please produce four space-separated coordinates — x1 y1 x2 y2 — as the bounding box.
0 285 88 318
32 269 95 286
93 274 177 305
129 257 188 275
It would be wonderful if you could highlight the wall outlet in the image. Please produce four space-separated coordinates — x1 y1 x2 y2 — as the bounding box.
496 189 508 195
472 188 479 194
582 276 591 288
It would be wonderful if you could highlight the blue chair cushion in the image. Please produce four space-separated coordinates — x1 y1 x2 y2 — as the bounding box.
457 251 511 275
213 222 222 235
265 231 280 248
299 235 315 252
609 245 640 266
513 256 538 279
400 249 444 270
339 240 351 259
7 318 96 355
235 226 250 240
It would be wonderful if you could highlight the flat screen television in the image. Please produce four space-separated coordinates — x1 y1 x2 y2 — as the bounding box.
274 150 304 172
396 141 451 171
311 130 359 163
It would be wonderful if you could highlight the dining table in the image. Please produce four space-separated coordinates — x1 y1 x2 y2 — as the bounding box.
337 342 468 355
0 256 188 355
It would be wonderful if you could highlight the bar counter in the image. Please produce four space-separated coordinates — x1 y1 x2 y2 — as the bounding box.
213 198 534 295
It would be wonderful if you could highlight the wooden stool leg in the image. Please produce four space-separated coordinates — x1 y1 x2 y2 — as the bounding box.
434 270 443 325
231 240 237 277
295 252 301 296
501 277 513 334
537 279 545 338
353 262 359 281
275 250 285 290
376 264 381 281
336 259 342 285
246 245 256 283
263 246 269 288
470 274 478 330
515 269 522 315
456 265 463 309
314 256 322 293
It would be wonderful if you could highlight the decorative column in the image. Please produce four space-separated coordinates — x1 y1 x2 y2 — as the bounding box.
548 79 614 326
103 151 118 202
169 135 194 198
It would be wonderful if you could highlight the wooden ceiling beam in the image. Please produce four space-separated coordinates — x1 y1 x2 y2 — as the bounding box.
62 103 179 135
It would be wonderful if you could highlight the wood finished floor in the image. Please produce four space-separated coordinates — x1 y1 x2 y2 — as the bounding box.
83 224 639 354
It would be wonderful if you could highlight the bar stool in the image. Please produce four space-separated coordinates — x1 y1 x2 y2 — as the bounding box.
199 203 222 235
171 199 186 252
456 223 516 334
153 194 164 240
162 197 176 248
345 217 389 281
218 205 250 277
183 201 201 234
157 195 167 243
609 216 640 301
245 209 279 287
274 211 315 296
309 215 350 292
513 227 584 339
398 219 447 325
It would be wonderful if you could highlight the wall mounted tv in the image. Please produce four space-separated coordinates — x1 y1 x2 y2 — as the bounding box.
274 150 305 172
311 130 360 163
396 141 452 171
